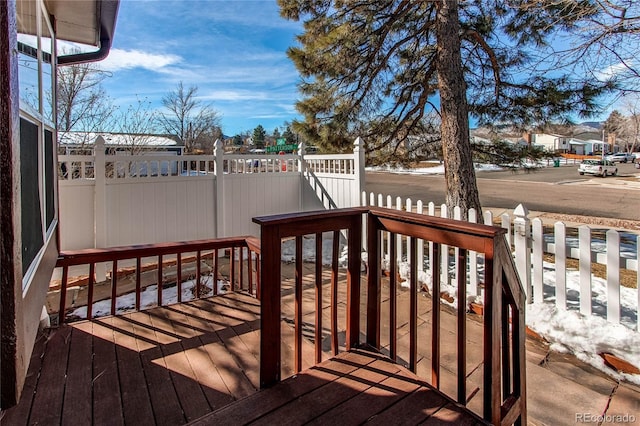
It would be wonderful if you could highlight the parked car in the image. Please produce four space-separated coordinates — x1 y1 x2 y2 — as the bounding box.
578 159 618 177
605 152 635 163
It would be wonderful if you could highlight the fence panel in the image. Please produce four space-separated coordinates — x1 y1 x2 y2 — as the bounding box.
360 191 639 331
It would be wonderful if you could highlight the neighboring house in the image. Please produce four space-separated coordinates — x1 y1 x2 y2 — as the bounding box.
58 132 184 155
528 133 570 152
0 0 119 409
567 138 608 155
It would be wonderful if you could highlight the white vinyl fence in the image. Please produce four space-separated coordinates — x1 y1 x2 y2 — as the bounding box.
58 136 364 250
362 192 640 332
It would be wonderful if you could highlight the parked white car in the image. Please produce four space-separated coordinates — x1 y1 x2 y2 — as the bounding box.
578 159 618 177
605 152 635 163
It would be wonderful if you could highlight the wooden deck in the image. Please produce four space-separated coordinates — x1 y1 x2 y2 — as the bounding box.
2 288 486 425
2 292 263 425
190 349 486 426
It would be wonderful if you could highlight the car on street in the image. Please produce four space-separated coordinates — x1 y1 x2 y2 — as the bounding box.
605 152 636 163
578 159 618 177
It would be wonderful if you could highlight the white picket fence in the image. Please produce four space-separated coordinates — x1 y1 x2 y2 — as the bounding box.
362 192 640 332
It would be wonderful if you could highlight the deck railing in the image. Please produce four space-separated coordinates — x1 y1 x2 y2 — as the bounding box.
254 207 526 425
55 236 261 323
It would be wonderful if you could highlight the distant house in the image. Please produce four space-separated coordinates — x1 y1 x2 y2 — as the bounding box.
58 132 184 155
528 133 570 152
567 138 607 155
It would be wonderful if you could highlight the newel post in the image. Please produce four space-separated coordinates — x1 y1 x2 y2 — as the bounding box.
94 136 107 280
214 139 224 237
513 204 531 302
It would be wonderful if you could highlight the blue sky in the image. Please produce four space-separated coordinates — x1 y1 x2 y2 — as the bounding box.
95 0 628 138
99 0 304 136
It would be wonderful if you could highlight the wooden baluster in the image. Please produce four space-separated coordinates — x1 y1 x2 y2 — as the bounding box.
87 263 95 320
213 249 218 296
135 257 141 311
59 266 69 323
331 231 339 355
389 234 397 361
409 237 417 372
248 248 253 295
157 254 163 306
431 242 441 386
502 297 511 399
315 233 323 364
295 236 303 373
366 213 381 350
346 215 362 350
239 247 244 292
196 250 202 298
255 252 261 300
177 253 183 303
230 247 236 292
457 249 467 404
110 260 118 316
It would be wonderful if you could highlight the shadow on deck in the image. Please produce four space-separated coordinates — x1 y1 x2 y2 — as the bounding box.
3 283 487 425
3 293 261 425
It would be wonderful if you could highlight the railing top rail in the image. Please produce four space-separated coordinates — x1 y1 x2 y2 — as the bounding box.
253 207 366 237
57 236 259 267
369 206 503 239
254 206 505 252
369 207 505 252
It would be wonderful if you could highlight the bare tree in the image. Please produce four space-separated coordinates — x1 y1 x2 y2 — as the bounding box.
115 97 159 154
517 0 640 94
607 95 640 153
157 82 221 153
56 59 115 147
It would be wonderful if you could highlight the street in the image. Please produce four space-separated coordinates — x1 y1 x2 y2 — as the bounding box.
365 163 640 221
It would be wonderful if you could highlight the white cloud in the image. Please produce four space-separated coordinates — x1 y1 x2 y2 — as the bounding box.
99 48 182 72
204 90 268 102
594 60 638 81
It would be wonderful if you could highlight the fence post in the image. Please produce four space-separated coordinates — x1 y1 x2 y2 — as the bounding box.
298 141 305 211
513 204 531 303
215 139 225 237
94 136 107 281
354 137 365 207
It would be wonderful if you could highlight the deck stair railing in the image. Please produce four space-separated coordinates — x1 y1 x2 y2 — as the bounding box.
254 207 526 426
55 236 260 323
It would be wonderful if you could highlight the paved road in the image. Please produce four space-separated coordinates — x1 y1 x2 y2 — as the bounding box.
365 163 640 221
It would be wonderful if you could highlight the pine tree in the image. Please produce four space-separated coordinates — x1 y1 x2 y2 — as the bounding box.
253 125 266 149
278 0 613 215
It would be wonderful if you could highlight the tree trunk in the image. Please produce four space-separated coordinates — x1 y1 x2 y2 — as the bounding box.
435 0 481 218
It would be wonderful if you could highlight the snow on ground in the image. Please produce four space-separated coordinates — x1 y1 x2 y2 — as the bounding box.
366 161 505 175
68 276 229 320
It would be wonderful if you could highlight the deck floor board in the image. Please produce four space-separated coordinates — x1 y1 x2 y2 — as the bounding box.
3 290 487 425
28 325 71 426
191 349 485 426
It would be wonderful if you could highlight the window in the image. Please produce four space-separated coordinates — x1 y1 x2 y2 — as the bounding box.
16 0 57 286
